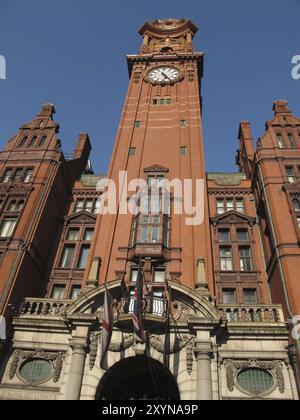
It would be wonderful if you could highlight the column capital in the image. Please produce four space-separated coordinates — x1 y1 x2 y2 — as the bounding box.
69 337 88 352
195 340 213 359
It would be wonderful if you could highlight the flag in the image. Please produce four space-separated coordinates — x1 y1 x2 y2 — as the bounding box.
100 286 113 370
163 278 172 368
133 259 145 341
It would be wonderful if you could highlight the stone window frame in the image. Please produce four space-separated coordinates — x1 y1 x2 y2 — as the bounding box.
9 349 64 386
225 359 285 398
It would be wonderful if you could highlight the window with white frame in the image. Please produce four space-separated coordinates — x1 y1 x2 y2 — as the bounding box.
0 218 17 238
220 247 233 271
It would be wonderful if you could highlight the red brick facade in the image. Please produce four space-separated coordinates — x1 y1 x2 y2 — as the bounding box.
0 19 299 380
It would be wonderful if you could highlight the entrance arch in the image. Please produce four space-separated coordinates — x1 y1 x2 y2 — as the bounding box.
95 356 180 400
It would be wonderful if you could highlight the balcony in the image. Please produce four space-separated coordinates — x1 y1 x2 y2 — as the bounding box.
119 295 167 318
218 304 285 324
19 298 72 317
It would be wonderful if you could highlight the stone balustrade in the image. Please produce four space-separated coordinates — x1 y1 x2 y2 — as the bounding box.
218 304 285 324
19 298 73 317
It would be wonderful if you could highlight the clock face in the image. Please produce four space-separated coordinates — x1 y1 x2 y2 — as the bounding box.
147 66 181 85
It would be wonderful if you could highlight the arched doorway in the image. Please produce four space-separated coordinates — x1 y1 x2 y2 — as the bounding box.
96 356 180 400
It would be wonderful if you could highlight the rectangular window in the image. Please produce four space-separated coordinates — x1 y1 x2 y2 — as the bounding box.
223 289 237 305
218 229 230 242
154 269 165 283
243 289 258 305
94 199 101 214
217 199 225 215
134 121 141 128
67 229 80 241
60 245 75 268
77 245 90 269
226 199 234 212
84 199 94 213
180 146 187 156
237 229 249 242
131 268 138 283
220 247 233 271
239 247 253 271
129 148 136 157
13 169 24 182
180 120 186 128
70 286 81 300
3 169 12 183
75 199 84 213
236 198 245 214
84 228 94 241
153 99 158 105
51 285 65 300
140 226 148 243
24 169 33 183
287 168 296 183
150 195 161 214
288 133 296 148
0 218 17 238
151 226 160 243
297 217 300 229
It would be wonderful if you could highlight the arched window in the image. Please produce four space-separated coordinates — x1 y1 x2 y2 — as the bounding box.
28 136 37 148
293 199 300 212
276 133 284 149
39 135 47 147
18 136 28 148
288 133 296 148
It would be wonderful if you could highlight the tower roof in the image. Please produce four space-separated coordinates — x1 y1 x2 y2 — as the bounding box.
139 18 198 38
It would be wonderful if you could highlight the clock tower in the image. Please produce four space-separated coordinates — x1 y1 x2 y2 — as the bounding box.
85 19 214 294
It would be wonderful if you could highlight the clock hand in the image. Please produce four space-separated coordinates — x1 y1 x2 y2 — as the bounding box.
162 71 172 81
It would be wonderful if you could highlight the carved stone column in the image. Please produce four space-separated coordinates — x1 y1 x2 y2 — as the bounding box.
65 329 88 401
195 340 213 400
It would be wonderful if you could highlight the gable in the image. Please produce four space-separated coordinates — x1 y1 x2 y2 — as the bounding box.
211 210 256 226
65 211 97 224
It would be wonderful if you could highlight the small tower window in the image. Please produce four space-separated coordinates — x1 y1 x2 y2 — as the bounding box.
288 133 296 149
129 148 136 157
18 136 28 148
134 121 141 128
28 136 37 148
24 169 33 183
39 135 47 147
276 134 284 149
180 146 187 156
180 120 186 128
293 199 300 212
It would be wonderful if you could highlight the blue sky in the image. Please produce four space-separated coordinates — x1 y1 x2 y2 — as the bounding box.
0 0 299 174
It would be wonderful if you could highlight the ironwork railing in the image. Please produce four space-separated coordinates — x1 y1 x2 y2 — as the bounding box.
119 296 167 317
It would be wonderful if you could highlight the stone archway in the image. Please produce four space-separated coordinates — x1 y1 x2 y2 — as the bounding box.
95 356 180 401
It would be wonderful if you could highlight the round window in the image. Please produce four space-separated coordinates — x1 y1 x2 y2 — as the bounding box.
19 359 53 385
237 368 274 395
